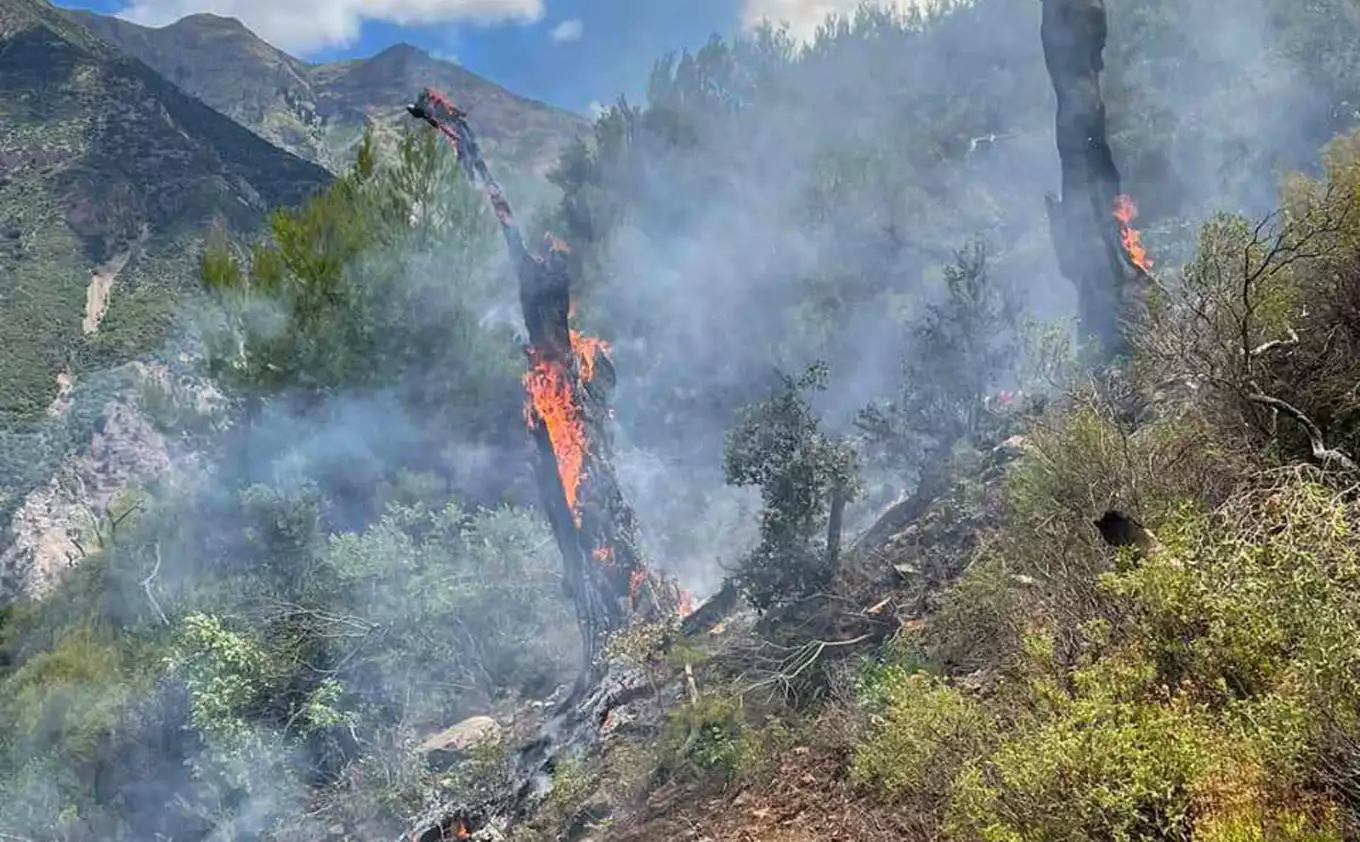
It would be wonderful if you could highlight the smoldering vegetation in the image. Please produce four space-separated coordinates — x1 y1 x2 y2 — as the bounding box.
1 0 1359 838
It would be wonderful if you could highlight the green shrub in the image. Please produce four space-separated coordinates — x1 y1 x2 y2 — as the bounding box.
851 667 992 800
659 695 749 786
723 362 861 610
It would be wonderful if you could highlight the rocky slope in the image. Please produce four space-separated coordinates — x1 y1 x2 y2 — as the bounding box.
65 10 592 177
0 0 332 418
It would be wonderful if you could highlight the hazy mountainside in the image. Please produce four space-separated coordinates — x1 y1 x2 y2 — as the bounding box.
0 0 331 419
9 1 1360 841
66 9 592 178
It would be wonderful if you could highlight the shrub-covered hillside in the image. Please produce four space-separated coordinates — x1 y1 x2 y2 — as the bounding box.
3 1 1360 840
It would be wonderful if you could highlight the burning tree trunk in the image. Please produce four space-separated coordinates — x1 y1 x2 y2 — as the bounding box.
407 89 678 670
1040 0 1152 361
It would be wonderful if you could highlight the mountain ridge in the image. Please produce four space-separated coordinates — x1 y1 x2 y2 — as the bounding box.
0 0 333 417
64 7 593 176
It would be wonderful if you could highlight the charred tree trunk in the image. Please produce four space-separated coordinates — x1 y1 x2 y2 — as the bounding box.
518 242 672 670
1040 0 1148 361
408 89 677 676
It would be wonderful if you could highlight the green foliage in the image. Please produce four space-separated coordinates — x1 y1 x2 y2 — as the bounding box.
197 126 505 408
1135 130 1360 472
847 475 1360 842
724 362 861 610
0 468 573 837
307 499 577 714
540 755 601 828
659 695 748 786
851 666 992 800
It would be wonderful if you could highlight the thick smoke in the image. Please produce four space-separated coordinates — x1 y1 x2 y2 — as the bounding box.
2 0 1359 837
574 0 1358 584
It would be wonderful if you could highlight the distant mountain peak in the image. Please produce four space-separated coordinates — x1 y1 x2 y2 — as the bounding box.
371 41 427 61
70 7 591 177
169 12 252 32
0 0 332 415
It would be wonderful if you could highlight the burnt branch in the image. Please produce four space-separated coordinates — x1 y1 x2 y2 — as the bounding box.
408 88 679 672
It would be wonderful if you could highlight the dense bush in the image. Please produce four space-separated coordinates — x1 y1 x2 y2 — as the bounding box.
846 129 1360 842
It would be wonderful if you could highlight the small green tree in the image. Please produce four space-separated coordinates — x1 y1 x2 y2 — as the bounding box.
196 126 501 415
723 362 861 610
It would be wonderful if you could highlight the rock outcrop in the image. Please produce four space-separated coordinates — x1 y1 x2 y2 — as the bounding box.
0 397 169 601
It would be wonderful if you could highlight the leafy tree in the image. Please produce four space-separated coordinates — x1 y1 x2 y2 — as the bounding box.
197 127 509 417
723 363 861 610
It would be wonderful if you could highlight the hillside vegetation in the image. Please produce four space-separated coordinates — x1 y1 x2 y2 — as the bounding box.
2 1 1360 841
0 0 333 548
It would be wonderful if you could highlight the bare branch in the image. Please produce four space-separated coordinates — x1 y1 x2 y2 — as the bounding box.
737 633 872 704
1251 328 1300 357
1247 391 1360 473
140 542 169 626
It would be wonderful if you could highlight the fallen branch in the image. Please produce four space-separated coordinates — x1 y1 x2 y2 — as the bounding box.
738 633 872 705
1247 391 1360 473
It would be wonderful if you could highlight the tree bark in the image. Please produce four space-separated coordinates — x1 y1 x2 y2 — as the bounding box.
1040 0 1147 361
409 88 677 674
825 485 846 576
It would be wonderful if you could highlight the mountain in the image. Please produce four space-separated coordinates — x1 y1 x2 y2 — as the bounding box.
0 0 332 418
65 10 592 177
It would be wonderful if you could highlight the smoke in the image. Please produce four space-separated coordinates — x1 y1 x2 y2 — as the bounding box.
0 134 564 839
556 0 1360 574
4 0 1360 836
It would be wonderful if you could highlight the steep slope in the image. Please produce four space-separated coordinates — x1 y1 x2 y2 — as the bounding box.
0 0 331 418
67 10 592 177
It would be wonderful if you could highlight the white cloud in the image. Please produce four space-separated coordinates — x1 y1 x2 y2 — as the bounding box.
548 17 582 43
587 100 606 119
116 0 544 55
739 0 930 44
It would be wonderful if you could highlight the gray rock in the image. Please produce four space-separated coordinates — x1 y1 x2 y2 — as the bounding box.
419 715 503 770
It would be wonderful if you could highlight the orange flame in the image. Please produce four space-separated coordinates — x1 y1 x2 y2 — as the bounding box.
593 545 614 564
523 351 587 525
629 567 646 598
454 819 470 840
570 330 610 383
522 323 612 526
1113 194 1153 273
678 589 694 618
544 231 571 254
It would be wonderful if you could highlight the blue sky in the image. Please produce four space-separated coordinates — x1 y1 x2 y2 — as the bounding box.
51 0 860 114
